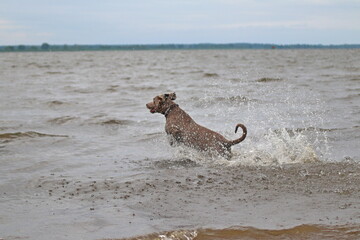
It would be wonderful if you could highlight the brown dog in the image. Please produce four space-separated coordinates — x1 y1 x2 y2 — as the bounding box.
146 92 247 159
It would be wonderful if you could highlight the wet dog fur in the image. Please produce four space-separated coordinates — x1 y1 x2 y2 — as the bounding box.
146 92 247 159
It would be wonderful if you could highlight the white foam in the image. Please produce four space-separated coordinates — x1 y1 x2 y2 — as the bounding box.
229 128 320 166
172 128 321 167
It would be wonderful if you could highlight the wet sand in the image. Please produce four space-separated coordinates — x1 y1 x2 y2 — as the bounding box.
110 225 360 240
112 161 360 239
118 161 360 232
2 160 359 239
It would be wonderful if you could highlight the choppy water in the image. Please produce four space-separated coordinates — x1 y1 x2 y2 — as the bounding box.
118 225 360 240
0 50 360 240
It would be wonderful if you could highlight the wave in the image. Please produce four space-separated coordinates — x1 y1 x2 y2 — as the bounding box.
100 119 135 125
45 71 63 75
116 224 360 240
106 85 120 92
256 77 283 83
48 116 79 124
47 115 136 126
47 100 67 106
127 85 158 91
138 132 164 142
0 131 68 142
189 70 204 74
84 117 137 126
26 62 51 68
336 93 360 101
203 72 220 78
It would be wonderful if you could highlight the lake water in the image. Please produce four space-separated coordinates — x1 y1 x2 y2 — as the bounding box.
0 49 360 239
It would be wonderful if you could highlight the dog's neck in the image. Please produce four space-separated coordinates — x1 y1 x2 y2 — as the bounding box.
164 104 179 117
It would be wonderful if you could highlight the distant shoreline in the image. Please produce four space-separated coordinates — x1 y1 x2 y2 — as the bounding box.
1 43 360 52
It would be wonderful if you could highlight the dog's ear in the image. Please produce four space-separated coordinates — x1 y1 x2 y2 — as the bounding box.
160 92 176 102
164 92 176 100
169 92 176 100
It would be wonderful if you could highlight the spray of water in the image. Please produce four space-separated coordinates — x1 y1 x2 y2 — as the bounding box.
169 77 330 167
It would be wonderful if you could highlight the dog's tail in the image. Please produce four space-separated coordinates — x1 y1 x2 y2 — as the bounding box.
228 123 247 146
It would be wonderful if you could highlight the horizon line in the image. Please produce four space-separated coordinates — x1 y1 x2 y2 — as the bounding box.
1 42 360 46
1 42 359 52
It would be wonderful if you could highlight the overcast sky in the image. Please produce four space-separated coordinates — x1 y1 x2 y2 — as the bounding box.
1 0 359 45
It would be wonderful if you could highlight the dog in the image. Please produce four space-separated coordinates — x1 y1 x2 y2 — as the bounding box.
146 92 247 159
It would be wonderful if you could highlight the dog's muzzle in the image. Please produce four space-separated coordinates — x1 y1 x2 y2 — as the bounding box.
146 103 156 113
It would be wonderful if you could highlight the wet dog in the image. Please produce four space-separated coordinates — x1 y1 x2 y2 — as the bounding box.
146 92 247 159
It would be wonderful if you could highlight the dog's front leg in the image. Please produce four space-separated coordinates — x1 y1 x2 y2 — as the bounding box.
167 135 177 146
166 126 183 146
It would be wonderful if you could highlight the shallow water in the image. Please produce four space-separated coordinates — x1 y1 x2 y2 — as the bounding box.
115 224 360 240
0 49 359 239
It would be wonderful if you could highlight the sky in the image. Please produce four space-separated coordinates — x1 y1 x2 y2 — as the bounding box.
1 0 360 45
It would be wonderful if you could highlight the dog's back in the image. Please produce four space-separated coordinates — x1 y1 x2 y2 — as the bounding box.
146 92 246 159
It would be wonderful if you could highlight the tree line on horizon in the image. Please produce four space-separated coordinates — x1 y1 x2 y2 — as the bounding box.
1 42 359 52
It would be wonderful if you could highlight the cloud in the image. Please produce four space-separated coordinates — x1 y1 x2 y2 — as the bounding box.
0 19 27 44
213 17 360 31
0 19 23 30
296 0 359 5
214 21 307 29
0 19 53 45
152 15 360 32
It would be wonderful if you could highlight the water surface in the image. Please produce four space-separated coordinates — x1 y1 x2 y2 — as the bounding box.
0 50 359 239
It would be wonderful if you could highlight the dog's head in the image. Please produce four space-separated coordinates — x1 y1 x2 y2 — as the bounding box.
146 92 177 114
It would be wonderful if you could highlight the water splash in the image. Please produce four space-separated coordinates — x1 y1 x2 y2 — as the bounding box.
230 128 320 166
171 127 320 167
171 77 330 166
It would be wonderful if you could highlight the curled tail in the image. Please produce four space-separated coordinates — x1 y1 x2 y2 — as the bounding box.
228 123 247 146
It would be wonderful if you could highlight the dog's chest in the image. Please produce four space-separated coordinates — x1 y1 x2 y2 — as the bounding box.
165 120 182 134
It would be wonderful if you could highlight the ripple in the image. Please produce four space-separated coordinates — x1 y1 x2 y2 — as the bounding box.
0 131 68 142
48 116 78 125
256 77 283 83
47 100 66 106
100 119 135 125
203 72 219 78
